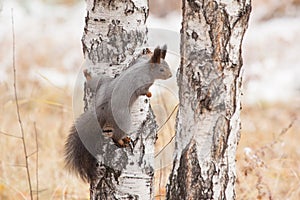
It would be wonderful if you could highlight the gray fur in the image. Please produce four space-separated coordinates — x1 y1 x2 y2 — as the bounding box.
64 46 172 182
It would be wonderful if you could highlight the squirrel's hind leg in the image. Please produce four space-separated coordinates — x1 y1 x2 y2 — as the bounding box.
112 136 132 148
112 136 134 152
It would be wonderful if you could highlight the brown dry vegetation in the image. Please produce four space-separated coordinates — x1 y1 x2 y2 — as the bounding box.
152 100 300 200
237 103 300 200
1 70 299 199
1 0 300 199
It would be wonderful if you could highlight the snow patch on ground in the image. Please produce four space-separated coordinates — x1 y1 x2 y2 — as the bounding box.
1 0 299 104
243 16 300 104
0 0 85 88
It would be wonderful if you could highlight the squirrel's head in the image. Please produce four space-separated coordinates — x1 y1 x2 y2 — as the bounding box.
149 45 172 80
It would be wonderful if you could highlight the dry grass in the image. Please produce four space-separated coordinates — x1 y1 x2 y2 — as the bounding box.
0 72 88 199
236 102 300 199
0 17 87 197
152 99 300 200
1 71 299 199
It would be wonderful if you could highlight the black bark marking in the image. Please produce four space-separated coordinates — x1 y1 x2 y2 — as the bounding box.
203 2 231 70
212 116 229 160
167 139 217 199
192 31 198 41
187 0 201 12
125 1 135 15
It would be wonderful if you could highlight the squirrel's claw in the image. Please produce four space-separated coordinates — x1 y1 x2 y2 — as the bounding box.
123 137 134 153
122 136 131 144
113 136 133 149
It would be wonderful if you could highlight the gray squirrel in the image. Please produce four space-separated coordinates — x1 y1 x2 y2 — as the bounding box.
64 45 172 182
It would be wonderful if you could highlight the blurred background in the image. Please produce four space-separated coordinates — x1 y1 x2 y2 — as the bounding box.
0 0 299 199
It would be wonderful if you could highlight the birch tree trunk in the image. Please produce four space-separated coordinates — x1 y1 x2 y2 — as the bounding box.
81 0 155 199
167 0 251 199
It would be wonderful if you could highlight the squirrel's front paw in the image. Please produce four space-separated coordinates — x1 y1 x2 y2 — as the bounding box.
113 136 132 148
146 91 152 98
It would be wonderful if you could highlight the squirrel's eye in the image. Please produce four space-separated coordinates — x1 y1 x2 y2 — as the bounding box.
160 68 165 72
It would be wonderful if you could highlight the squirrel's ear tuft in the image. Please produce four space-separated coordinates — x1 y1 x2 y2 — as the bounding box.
160 44 167 59
151 46 161 64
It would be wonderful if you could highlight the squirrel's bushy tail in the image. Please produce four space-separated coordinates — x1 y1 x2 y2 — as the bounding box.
64 125 96 182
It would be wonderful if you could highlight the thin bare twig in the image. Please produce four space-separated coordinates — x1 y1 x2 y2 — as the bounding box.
159 159 162 200
157 103 178 133
256 119 296 157
11 9 33 200
0 130 22 139
279 118 295 137
154 104 178 158
155 135 176 158
7 163 27 168
34 122 39 200
27 150 38 158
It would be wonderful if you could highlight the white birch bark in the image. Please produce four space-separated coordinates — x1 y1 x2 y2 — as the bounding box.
81 0 155 199
167 0 251 199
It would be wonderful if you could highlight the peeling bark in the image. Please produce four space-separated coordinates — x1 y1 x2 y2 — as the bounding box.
167 0 251 199
81 0 155 199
